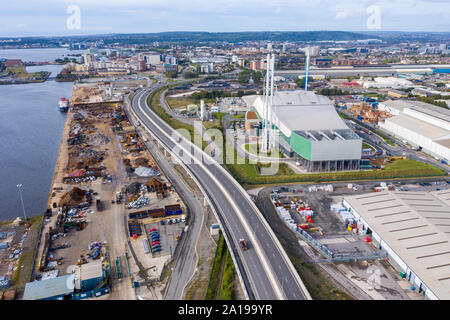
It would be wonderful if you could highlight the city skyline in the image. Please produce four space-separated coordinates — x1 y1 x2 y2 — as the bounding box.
1 0 449 37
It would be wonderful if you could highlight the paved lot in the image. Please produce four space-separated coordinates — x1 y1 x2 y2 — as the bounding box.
144 218 185 258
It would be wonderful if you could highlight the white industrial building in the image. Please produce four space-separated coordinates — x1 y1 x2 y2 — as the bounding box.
342 190 450 300
243 90 362 172
378 100 450 162
356 77 415 89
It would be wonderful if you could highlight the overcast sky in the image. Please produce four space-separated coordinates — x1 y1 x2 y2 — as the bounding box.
1 0 449 37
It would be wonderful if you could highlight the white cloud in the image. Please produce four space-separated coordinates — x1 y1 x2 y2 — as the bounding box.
0 0 448 36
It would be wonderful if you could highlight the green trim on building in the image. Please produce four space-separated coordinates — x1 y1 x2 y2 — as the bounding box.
290 132 312 160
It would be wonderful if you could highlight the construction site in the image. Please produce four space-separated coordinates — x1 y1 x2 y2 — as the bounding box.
24 81 187 300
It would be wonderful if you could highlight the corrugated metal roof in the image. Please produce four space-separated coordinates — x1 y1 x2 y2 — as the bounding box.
384 100 450 121
344 191 450 299
80 260 103 281
385 114 449 139
23 274 75 300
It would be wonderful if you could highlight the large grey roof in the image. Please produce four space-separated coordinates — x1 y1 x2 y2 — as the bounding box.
344 191 450 300
246 90 355 138
384 100 450 122
385 114 450 139
271 90 332 106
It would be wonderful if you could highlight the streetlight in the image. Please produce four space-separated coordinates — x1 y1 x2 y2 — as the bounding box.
16 184 27 220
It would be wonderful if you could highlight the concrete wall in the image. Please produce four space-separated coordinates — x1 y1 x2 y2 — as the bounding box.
310 138 362 161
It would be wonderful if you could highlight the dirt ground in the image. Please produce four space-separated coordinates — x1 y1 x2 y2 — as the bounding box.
30 99 187 300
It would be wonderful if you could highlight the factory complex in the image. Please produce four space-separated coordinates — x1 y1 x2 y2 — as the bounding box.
342 190 450 300
244 90 362 172
378 100 450 162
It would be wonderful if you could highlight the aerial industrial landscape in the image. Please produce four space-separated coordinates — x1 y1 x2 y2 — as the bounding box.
0 1 449 310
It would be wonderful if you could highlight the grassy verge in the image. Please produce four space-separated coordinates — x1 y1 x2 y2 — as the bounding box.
218 250 235 300
160 260 173 282
147 83 197 139
166 97 215 109
227 147 446 186
244 143 285 159
289 255 353 300
12 215 43 289
205 234 226 299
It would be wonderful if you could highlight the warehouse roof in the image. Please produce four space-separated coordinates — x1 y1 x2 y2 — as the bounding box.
384 114 449 139
271 90 332 106
344 191 450 299
383 100 450 122
80 260 103 280
246 90 353 137
23 274 75 300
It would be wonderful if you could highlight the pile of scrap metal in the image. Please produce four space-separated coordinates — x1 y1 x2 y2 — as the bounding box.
88 241 103 259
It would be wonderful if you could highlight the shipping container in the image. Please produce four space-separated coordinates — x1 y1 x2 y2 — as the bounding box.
164 204 183 215
142 239 150 254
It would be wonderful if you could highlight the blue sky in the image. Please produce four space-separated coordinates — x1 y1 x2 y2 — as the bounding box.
1 0 449 37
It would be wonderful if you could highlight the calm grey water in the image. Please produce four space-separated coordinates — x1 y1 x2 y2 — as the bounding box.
0 48 85 63
26 65 65 77
0 48 79 220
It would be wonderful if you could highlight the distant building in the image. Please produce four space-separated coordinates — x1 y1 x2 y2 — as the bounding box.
249 60 264 70
200 63 214 73
387 89 409 99
82 53 95 66
155 62 178 74
164 55 178 65
312 58 332 67
378 100 450 161
357 77 414 89
4 59 23 68
244 110 260 136
144 54 162 66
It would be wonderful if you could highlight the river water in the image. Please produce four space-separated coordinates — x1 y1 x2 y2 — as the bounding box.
0 48 82 220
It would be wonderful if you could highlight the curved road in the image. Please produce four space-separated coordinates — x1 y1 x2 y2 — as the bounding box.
129 83 311 300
